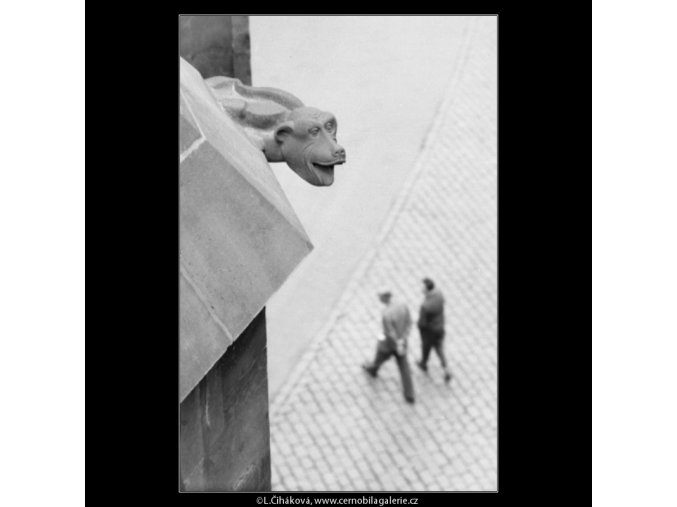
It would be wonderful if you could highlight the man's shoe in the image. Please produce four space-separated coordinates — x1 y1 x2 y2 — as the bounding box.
416 361 428 372
444 372 452 383
405 396 415 404
362 363 377 378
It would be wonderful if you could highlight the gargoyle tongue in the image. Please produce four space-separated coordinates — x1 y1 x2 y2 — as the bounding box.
311 162 336 186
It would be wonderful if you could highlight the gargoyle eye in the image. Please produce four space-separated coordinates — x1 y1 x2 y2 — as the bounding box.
325 122 334 131
310 127 321 136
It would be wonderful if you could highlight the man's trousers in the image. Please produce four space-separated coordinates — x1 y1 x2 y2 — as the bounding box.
366 341 415 401
419 328 448 368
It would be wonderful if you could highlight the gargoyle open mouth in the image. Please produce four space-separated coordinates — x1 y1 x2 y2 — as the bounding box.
310 159 345 186
312 159 345 172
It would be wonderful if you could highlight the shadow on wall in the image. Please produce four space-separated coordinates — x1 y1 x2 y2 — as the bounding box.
179 15 251 83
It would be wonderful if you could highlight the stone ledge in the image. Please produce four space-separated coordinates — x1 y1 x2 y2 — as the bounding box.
179 57 312 401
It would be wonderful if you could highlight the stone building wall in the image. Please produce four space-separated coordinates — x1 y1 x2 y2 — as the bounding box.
179 29 310 490
180 311 270 491
179 15 251 83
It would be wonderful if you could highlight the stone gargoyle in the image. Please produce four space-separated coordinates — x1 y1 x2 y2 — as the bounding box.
206 76 346 186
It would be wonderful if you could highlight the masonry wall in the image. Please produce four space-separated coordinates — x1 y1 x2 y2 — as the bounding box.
179 19 304 491
179 15 251 83
180 310 271 491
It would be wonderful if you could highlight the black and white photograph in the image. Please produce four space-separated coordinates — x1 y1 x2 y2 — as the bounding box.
9 3 677 505
179 14 497 492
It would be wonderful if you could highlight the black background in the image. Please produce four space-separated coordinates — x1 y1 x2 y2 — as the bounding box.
86 5 589 502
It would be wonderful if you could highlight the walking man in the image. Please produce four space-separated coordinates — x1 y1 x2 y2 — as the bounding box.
417 277 452 383
362 290 416 404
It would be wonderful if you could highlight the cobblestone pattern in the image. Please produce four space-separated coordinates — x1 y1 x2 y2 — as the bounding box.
270 19 497 491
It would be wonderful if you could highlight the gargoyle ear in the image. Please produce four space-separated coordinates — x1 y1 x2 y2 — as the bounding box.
274 122 294 144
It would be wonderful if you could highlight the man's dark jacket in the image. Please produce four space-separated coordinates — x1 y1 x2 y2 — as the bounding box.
417 288 445 334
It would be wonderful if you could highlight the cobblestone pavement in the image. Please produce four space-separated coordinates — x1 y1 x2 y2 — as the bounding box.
270 20 497 492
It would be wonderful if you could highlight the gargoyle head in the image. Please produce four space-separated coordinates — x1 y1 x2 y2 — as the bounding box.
205 76 346 186
274 107 346 186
